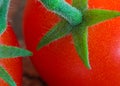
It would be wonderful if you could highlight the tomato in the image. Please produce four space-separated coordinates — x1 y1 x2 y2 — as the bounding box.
0 24 22 86
23 0 120 86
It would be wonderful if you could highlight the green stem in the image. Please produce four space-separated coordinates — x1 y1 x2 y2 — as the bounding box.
0 0 10 34
40 0 82 26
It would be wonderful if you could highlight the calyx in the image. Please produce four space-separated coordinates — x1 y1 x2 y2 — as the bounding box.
38 0 120 68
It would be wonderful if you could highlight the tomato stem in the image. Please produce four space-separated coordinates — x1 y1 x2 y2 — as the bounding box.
40 0 82 26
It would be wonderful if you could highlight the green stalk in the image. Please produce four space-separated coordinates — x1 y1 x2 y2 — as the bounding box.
40 0 82 26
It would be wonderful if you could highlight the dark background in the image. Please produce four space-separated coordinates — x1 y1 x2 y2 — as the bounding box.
9 0 46 86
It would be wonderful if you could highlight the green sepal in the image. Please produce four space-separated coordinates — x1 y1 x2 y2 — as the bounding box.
72 0 88 12
0 0 3 8
0 66 16 86
82 9 120 26
0 45 32 58
37 20 72 49
71 26 90 68
0 0 10 34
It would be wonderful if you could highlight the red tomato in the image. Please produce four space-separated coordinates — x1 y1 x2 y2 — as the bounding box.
0 24 22 86
23 0 120 86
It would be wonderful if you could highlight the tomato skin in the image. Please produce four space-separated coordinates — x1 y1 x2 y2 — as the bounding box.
0 24 22 86
23 0 120 86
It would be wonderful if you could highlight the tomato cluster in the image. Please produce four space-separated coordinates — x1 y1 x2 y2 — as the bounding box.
1 0 120 86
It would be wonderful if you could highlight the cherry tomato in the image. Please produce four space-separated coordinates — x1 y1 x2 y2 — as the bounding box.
0 24 22 86
23 0 120 86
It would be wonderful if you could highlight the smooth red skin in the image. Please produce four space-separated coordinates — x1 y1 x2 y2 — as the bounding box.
23 0 120 86
0 24 22 86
